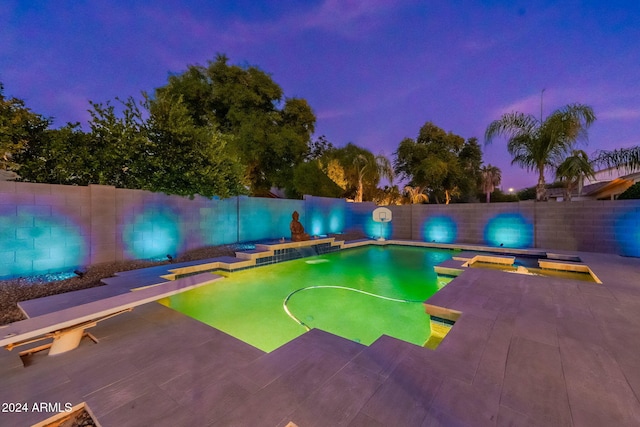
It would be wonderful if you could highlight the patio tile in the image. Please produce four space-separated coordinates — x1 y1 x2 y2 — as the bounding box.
349 334 412 379
218 348 354 426
473 318 513 387
500 336 571 425
359 350 444 426
497 404 542 427
558 335 626 383
82 372 160 416
287 361 383 427
159 370 253 423
565 368 640 427
90 385 180 427
347 412 386 427
422 377 501 427
62 353 141 396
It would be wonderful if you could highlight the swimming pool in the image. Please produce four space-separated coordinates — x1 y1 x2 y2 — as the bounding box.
159 245 455 352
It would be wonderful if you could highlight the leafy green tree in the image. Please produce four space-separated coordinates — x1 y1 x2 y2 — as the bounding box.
156 54 315 193
394 122 465 204
290 160 344 198
486 188 519 202
458 137 483 202
372 185 403 206
481 165 502 203
618 182 640 199
485 103 596 201
555 149 595 201
0 83 51 172
15 123 94 185
143 92 246 198
327 143 392 202
306 135 335 160
86 98 149 189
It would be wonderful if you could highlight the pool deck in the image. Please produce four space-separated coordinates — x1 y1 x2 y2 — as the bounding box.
2 245 640 426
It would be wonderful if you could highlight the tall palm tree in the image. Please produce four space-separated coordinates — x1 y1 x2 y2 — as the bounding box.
353 153 394 202
555 149 595 201
485 103 596 201
404 185 429 204
480 164 501 203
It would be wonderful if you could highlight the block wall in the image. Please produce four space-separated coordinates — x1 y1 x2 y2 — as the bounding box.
2 181 639 279
409 202 534 249
238 197 305 242
304 195 348 236
0 181 91 278
535 200 640 256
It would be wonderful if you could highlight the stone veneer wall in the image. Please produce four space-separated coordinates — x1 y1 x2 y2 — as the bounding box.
1 181 639 278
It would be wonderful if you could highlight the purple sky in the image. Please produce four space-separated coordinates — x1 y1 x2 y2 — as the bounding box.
2 0 639 190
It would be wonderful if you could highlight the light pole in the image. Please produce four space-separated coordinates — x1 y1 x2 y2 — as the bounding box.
540 88 546 123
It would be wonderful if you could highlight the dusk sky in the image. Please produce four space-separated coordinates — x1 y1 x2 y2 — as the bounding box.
2 0 639 190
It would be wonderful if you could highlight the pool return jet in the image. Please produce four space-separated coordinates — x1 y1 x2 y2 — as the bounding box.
372 207 392 241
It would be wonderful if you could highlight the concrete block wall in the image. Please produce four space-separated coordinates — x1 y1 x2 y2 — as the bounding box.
536 200 640 256
238 196 305 242
2 181 639 279
304 195 348 236
409 202 535 248
344 201 384 238
0 181 91 278
387 205 412 239
115 188 221 261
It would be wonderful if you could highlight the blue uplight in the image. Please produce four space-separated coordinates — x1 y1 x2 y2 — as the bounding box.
615 210 640 257
423 216 457 243
484 213 533 248
365 217 392 239
123 207 181 259
308 204 345 236
0 206 87 279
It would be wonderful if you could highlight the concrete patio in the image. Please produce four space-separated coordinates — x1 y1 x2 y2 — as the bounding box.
2 249 640 426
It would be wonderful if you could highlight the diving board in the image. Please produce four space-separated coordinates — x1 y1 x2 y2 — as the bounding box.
1 272 221 356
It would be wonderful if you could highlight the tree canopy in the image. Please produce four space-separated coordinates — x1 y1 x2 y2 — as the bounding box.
485 103 596 201
394 122 480 204
0 83 51 172
156 54 316 193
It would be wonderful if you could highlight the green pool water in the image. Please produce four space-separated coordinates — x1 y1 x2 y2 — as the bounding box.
160 245 455 352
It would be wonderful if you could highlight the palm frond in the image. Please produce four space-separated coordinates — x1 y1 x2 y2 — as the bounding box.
594 146 640 171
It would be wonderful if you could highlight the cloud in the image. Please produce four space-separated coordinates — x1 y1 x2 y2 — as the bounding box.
490 94 543 119
598 108 640 120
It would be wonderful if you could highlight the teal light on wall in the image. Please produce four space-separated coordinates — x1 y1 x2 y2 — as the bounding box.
615 210 640 257
423 216 458 243
365 216 392 240
328 206 344 233
310 214 323 236
123 207 181 260
0 206 87 278
309 205 345 236
484 213 533 248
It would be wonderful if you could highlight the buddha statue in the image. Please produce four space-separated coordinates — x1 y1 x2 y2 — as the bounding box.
290 210 310 242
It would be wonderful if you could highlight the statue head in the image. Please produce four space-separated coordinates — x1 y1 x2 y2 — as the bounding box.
292 210 300 221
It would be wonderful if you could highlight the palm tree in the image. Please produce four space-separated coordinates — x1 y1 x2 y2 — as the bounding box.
485 103 596 201
480 164 502 203
404 185 429 204
594 146 640 172
555 149 595 201
353 153 394 202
